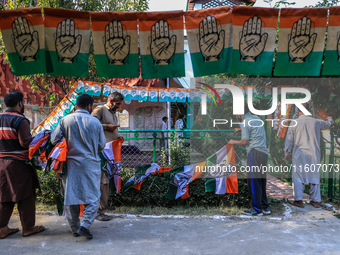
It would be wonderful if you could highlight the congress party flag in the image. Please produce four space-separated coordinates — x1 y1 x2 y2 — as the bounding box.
0 8 46 75
44 8 90 77
123 164 171 191
322 7 340 75
274 8 327 76
139 11 185 79
100 137 124 194
91 12 139 78
205 144 238 194
166 161 206 200
230 6 279 76
185 6 232 77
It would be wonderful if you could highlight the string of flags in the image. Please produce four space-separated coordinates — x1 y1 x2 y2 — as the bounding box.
32 80 308 135
2 6 340 78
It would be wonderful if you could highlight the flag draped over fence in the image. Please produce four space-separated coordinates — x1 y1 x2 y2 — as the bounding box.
91 11 139 78
185 6 232 77
0 8 46 75
166 161 207 200
274 8 327 76
205 144 238 194
123 164 171 191
230 6 279 76
44 8 90 76
100 137 124 194
139 11 185 79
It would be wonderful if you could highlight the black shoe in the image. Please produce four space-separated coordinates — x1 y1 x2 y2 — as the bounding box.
244 208 263 216
77 226 93 239
73 232 80 237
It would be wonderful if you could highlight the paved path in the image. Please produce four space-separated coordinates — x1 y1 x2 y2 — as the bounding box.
1 204 339 255
2 176 338 255
267 174 309 201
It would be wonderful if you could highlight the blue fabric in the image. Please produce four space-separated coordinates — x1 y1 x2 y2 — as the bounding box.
250 150 260 213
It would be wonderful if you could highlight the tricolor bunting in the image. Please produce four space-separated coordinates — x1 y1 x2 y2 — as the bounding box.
274 8 327 76
185 6 232 77
91 11 139 78
139 11 185 78
230 6 279 76
0 8 46 75
44 8 90 76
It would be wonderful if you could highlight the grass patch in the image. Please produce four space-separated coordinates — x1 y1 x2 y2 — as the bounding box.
33 201 285 217
107 206 247 216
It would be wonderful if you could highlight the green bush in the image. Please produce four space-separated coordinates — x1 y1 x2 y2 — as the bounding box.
37 170 61 204
110 170 250 208
36 166 251 209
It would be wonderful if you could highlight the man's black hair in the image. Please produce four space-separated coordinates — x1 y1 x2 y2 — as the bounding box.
179 114 184 119
162 116 168 121
244 103 250 114
4 90 24 107
108 92 124 102
76 94 94 108
303 102 311 112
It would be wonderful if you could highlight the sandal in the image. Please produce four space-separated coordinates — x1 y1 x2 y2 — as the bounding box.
310 201 321 208
0 227 19 239
22 225 46 237
96 214 111 221
289 200 305 208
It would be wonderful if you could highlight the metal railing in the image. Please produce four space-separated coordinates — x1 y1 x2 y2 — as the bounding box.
321 129 340 201
118 129 243 168
118 128 340 201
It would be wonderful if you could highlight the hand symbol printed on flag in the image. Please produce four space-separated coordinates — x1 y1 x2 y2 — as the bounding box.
199 15 225 62
12 16 39 62
288 16 317 63
55 18 82 63
150 20 176 65
239 16 268 62
104 20 131 65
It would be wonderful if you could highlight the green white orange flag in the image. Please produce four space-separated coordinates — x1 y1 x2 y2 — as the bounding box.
274 8 327 76
0 8 46 75
230 6 279 76
185 6 232 77
205 144 238 194
139 11 185 79
123 164 171 191
166 161 206 200
44 8 90 77
91 12 139 78
322 7 340 75
100 137 124 194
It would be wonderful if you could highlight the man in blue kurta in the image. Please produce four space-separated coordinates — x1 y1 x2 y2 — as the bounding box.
51 94 106 239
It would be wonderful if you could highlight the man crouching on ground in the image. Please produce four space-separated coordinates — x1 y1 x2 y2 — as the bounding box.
51 94 106 239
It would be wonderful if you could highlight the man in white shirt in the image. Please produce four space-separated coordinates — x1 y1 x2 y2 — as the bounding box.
284 103 333 208
160 116 168 150
175 114 184 138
